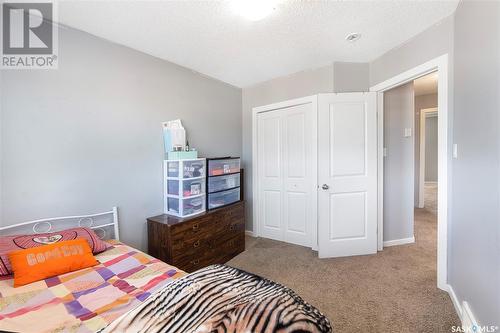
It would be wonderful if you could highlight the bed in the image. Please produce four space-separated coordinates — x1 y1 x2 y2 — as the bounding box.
0 208 331 333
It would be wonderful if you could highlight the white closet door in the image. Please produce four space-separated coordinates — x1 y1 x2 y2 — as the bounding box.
317 93 377 258
257 110 283 241
256 100 316 247
282 104 315 247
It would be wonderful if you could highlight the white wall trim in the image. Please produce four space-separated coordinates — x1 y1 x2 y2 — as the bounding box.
418 107 438 208
370 54 449 291
252 95 319 250
383 236 415 247
370 56 444 92
376 92 384 251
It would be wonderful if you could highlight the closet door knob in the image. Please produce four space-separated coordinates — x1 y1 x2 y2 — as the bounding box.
322 184 330 190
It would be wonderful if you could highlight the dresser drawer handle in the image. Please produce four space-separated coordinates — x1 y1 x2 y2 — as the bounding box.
192 224 199 231
229 224 235 231
190 259 200 265
193 240 200 248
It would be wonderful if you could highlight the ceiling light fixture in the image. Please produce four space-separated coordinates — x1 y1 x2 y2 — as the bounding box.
345 33 361 42
230 0 276 21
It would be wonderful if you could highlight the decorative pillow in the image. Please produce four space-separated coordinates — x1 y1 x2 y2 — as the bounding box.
0 227 109 276
9 239 98 287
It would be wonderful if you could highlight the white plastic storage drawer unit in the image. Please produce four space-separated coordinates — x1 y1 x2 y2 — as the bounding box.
164 158 206 217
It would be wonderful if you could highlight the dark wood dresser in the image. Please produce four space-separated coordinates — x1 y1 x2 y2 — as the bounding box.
147 201 245 272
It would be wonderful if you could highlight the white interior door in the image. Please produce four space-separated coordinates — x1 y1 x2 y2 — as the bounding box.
256 99 316 248
318 92 378 258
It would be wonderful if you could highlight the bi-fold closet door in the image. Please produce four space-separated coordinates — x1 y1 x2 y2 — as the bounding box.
256 99 317 248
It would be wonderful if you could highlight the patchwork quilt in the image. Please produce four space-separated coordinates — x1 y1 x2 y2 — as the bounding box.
0 241 185 333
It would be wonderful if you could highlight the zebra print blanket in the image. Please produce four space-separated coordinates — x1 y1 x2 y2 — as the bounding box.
101 264 332 333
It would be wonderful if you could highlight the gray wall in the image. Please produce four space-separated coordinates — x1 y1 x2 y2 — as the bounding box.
370 15 454 86
425 116 438 182
333 62 370 92
383 83 415 242
414 93 438 203
450 0 500 325
0 25 242 251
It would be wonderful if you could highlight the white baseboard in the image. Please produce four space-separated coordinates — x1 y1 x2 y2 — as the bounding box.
462 302 479 329
245 230 256 237
383 236 415 247
447 284 463 321
447 284 482 330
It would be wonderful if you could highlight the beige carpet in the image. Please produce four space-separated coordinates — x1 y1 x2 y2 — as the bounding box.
227 207 458 332
424 182 438 215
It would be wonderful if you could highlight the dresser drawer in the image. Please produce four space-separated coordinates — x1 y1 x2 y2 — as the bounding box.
174 239 244 273
173 233 244 270
170 220 243 257
172 248 218 272
170 216 214 237
171 232 213 257
218 205 244 222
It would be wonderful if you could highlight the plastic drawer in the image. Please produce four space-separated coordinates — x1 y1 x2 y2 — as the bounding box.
167 178 205 197
208 158 240 176
166 159 205 179
167 179 180 196
167 196 180 214
167 195 205 217
182 160 205 178
208 173 240 193
208 188 240 209
166 161 180 178
182 178 205 197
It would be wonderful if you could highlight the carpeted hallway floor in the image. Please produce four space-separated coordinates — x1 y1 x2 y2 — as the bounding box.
227 188 459 332
424 182 438 215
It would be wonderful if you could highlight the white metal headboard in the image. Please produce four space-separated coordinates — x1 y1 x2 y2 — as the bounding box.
0 207 120 241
